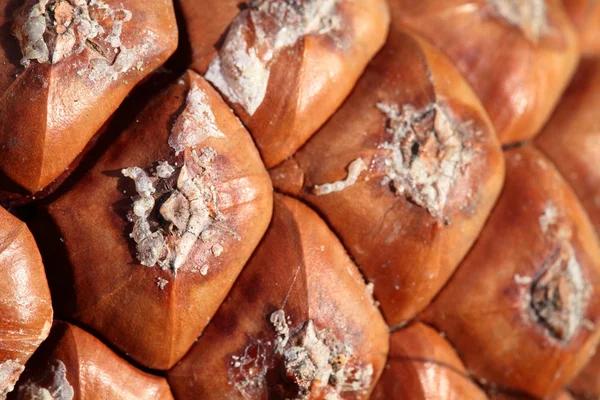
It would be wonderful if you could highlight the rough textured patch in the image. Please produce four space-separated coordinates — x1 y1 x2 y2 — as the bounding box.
487 0 548 40
377 102 473 219
0 360 24 399
12 0 156 83
13 0 128 65
122 83 235 273
539 202 559 234
169 160 216 272
156 277 169 290
526 201 591 342
16 360 74 400
228 340 271 399
121 166 168 268
228 310 373 400
205 0 343 115
530 245 589 342
122 149 228 274
168 82 224 155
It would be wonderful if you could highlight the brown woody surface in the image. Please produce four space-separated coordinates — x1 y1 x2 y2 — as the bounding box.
44 71 273 370
371 322 487 400
561 0 600 55
422 146 600 398
0 0 599 399
0 0 178 193
14 321 173 399
389 0 579 144
537 58 600 235
179 0 390 167
168 194 389 399
0 206 52 397
271 27 504 326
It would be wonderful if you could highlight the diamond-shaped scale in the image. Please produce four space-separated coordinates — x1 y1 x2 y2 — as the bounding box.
168 194 389 399
388 0 579 144
179 0 391 167
421 146 600 397
13 321 173 399
0 207 52 396
0 0 178 194
43 70 273 370
270 28 505 326
536 59 600 235
371 323 487 399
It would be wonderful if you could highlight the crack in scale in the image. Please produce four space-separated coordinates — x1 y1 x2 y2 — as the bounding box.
525 201 592 343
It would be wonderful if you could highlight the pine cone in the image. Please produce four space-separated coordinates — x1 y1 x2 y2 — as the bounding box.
0 0 599 399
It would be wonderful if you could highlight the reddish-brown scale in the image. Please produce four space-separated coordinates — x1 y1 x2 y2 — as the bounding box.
389 0 579 144
0 0 178 194
179 0 391 167
13 321 173 399
0 207 53 398
536 59 600 235
371 322 488 400
421 146 600 398
43 71 273 370
0 0 598 398
168 194 389 399
556 392 577 400
270 27 504 326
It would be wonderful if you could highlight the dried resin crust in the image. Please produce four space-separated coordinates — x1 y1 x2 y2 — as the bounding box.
0 0 178 193
0 207 52 398
270 28 504 325
179 0 390 167
389 0 579 144
168 194 389 400
420 146 600 398
14 321 173 399
371 323 487 400
45 71 273 369
536 59 600 235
